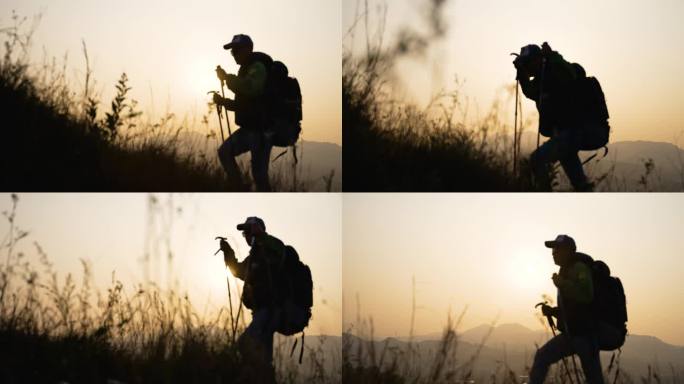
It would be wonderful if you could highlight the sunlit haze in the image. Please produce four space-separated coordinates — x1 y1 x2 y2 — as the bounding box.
1 193 342 336
343 193 684 345
0 0 341 144
343 0 684 145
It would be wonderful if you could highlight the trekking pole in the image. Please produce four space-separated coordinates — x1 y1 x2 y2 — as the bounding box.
215 236 235 341
536 302 574 383
217 66 232 137
513 80 519 177
208 91 225 143
536 57 546 151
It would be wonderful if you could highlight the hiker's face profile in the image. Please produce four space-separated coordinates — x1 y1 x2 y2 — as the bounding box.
242 230 252 246
231 46 250 65
552 246 572 266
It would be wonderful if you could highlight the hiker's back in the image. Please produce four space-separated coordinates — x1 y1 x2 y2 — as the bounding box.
234 51 273 128
264 61 303 147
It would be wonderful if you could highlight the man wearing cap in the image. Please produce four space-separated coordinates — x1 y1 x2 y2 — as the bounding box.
513 43 594 192
529 234 603 384
214 34 274 192
218 217 285 382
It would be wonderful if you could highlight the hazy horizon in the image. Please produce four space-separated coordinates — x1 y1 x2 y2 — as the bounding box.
343 0 684 146
0 0 341 145
343 193 684 346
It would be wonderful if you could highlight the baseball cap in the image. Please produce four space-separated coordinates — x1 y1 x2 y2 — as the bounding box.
223 34 253 50
544 234 576 250
519 44 541 60
237 216 265 232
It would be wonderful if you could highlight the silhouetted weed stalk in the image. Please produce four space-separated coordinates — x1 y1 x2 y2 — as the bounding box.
0 194 337 383
0 12 330 191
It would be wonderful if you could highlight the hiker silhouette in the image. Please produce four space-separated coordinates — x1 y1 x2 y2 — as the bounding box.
213 34 303 192
219 217 312 383
529 235 627 384
513 42 610 192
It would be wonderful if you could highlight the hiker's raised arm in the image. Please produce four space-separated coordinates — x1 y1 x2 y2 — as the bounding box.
212 93 237 111
225 61 267 97
221 240 246 278
519 76 540 101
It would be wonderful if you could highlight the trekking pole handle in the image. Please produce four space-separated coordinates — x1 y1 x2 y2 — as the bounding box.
214 236 228 255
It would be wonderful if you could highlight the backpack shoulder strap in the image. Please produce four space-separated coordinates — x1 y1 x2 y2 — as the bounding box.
250 52 273 69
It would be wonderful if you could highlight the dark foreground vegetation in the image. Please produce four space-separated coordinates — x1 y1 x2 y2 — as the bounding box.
0 194 337 383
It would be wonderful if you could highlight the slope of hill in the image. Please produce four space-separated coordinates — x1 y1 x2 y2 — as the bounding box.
0 29 341 192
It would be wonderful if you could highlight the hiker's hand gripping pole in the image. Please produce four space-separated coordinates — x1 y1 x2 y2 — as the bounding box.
208 91 225 142
535 302 556 333
216 66 232 137
214 236 237 342
214 236 229 255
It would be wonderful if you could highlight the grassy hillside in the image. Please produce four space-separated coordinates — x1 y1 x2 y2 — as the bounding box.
0 14 321 192
343 66 526 191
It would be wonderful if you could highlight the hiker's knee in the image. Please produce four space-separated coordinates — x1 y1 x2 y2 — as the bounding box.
532 346 550 367
218 139 235 161
534 337 563 366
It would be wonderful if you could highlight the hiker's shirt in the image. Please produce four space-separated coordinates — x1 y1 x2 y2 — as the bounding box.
225 52 270 129
557 259 595 336
519 50 577 136
225 233 286 310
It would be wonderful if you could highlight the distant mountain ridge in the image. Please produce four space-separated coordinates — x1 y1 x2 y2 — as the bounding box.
516 136 684 191
347 323 684 379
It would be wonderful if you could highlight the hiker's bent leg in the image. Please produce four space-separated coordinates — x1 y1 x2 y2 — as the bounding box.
572 335 604 384
556 129 591 191
529 138 561 191
218 128 251 184
529 334 574 384
559 152 590 190
251 134 273 192
241 308 275 363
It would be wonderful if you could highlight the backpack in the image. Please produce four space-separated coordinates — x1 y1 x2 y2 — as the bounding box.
571 64 611 152
276 245 312 363
277 245 312 335
259 60 302 165
576 253 628 349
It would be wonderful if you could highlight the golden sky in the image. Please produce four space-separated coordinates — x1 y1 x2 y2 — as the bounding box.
1 0 341 144
343 193 684 346
343 0 684 145
2 193 342 336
